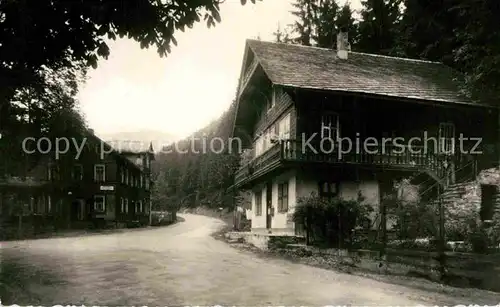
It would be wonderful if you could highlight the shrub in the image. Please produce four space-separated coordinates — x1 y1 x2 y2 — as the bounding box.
292 193 373 248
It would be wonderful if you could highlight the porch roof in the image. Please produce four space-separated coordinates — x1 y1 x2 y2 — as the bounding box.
245 39 492 107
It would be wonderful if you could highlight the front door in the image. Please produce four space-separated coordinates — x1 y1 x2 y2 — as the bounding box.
266 181 272 229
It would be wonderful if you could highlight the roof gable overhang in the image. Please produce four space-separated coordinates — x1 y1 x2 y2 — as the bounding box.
283 86 500 110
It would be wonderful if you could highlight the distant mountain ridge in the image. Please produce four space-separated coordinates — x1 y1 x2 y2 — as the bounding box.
98 130 178 152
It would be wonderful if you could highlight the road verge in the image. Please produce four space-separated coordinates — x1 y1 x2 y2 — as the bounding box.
217 229 500 302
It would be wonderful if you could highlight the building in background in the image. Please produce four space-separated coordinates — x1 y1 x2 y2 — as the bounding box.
0 129 155 239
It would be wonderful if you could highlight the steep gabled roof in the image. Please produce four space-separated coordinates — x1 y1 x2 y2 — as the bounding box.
245 39 485 106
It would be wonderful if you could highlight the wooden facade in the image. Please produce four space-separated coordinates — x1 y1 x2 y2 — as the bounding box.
231 39 499 234
235 87 498 189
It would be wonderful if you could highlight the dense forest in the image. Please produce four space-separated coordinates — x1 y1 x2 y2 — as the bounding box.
151 0 500 213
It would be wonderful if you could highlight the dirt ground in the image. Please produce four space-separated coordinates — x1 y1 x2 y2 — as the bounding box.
2 214 499 305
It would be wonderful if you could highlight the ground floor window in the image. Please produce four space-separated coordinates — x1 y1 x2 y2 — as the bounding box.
94 195 105 212
125 198 129 213
120 197 124 213
255 190 263 216
319 181 339 198
278 182 289 213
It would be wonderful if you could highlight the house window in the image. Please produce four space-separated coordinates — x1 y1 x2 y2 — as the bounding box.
321 113 340 140
319 181 339 198
438 122 455 154
144 199 149 214
278 182 289 213
120 197 124 213
279 113 291 140
125 169 129 185
121 168 125 183
255 190 263 216
94 164 105 182
255 136 264 157
140 175 143 188
73 164 83 181
94 195 105 212
138 200 143 213
480 184 496 221
145 178 150 190
271 125 278 146
125 198 129 213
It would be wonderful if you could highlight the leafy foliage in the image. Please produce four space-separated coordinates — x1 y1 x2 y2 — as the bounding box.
292 193 373 248
1 0 258 182
0 0 258 84
0 65 88 179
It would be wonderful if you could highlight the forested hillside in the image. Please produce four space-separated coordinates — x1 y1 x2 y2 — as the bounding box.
151 101 241 212
151 0 499 212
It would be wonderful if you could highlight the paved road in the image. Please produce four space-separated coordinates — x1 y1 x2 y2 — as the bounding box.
2 214 499 305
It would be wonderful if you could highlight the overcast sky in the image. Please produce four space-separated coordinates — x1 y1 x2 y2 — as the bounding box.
78 0 361 140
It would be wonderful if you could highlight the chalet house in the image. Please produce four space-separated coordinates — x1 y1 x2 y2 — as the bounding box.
231 33 499 235
0 129 155 238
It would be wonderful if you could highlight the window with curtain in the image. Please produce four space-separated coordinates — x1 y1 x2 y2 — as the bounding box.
255 190 263 216
278 182 289 212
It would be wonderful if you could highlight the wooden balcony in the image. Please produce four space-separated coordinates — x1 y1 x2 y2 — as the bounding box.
234 139 475 188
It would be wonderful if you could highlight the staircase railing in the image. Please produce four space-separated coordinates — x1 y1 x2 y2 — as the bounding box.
419 158 478 199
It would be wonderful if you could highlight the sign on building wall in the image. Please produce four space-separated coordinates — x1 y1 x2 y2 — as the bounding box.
100 185 114 191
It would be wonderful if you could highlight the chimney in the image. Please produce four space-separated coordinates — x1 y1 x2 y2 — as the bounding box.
336 31 349 60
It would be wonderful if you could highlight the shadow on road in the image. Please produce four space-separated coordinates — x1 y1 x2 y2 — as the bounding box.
0 253 66 304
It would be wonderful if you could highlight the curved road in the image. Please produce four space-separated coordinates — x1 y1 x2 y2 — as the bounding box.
2 214 499 305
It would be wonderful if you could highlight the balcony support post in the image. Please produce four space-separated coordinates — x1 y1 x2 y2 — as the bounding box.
437 182 446 280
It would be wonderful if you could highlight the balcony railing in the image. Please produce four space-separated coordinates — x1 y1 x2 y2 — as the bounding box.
234 139 475 188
